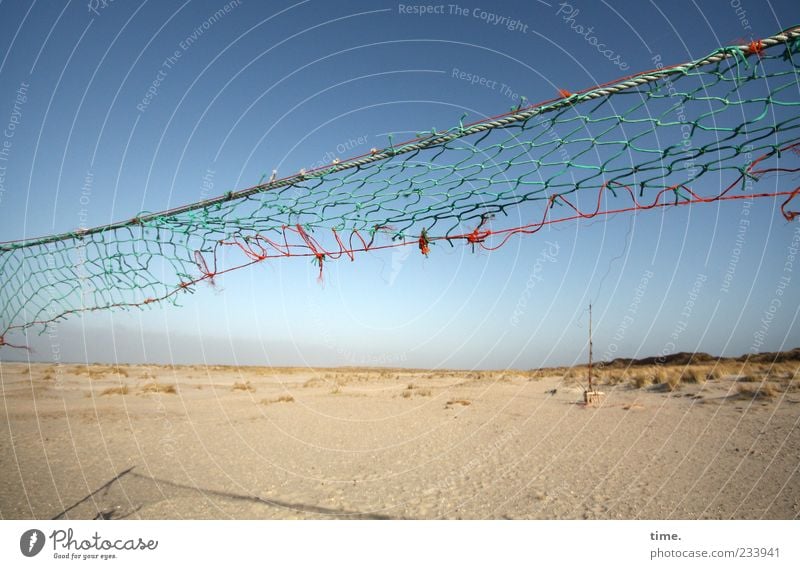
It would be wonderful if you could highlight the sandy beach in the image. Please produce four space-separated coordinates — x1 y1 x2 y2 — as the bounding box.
1 361 798 520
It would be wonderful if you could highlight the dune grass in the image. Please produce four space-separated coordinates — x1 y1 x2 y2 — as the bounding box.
260 394 295 405
100 385 129 396
736 382 778 400
140 382 177 394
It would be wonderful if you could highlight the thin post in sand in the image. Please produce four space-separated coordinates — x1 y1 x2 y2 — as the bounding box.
584 303 605 406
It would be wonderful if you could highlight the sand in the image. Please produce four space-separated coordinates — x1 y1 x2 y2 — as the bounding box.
1 362 798 520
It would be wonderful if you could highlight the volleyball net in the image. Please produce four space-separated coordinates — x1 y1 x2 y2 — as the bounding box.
2 26 800 349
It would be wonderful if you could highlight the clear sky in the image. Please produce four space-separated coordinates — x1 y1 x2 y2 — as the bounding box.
0 0 798 368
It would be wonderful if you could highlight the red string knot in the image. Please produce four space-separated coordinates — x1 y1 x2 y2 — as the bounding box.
467 229 491 245
418 228 431 257
313 253 325 282
747 39 764 58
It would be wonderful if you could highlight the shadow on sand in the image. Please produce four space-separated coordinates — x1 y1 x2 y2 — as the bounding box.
52 466 393 520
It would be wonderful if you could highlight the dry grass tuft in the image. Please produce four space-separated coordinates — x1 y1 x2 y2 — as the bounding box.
140 382 177 394
773 361 799 379
401 384 432 398
602 371 627 386
736 382 778 400
781 377 800 392
629 367 668 389
445 399 471 408
232 381 255 392
303 377 326 388
706 363 736 379
665 371 682 392
680 367 706 385
651 367 706 390
260 394 295 405
75 365 130 380
459 371 512 385
737 374 761 383
100 386 129 396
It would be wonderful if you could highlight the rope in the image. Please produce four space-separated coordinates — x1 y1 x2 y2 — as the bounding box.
3 25 798 252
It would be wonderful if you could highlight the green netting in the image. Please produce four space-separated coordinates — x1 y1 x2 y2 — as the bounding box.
2 28 800 348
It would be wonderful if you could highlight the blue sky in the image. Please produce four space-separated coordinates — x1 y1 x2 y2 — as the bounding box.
0 0 798 368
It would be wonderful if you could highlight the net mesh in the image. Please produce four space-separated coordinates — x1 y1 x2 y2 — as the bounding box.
2 29 800 349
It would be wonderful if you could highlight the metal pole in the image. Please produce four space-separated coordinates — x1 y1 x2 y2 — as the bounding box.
588 303 593 392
